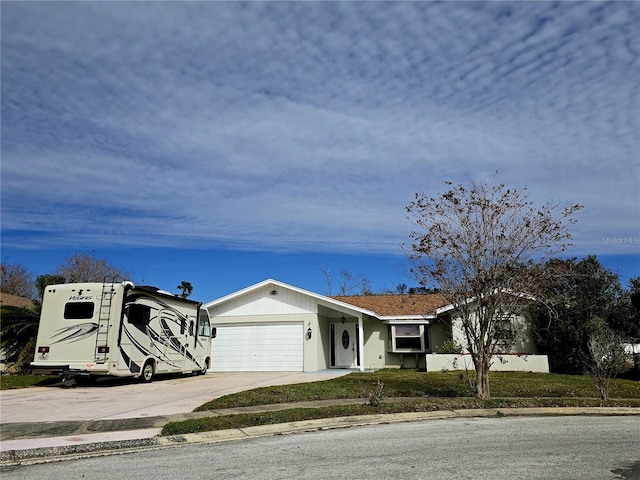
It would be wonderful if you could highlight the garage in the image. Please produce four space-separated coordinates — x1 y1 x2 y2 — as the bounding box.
210 324 304 372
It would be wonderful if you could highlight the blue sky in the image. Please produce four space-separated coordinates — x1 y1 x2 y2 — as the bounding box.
1 1 639 300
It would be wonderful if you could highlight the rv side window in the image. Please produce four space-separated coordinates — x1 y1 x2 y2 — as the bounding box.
64 302 95 319
127 303 151 325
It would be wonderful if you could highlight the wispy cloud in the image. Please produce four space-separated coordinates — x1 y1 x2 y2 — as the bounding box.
2 1 638 255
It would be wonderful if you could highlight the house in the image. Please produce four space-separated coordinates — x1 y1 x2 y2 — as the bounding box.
204 279 549 373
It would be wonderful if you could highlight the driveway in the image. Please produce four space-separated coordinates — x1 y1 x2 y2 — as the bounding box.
0 371 349 423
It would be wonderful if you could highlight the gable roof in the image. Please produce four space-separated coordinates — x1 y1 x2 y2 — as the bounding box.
332 294 449 319
205 278 378 318
205 279 451 323
0 292 37 310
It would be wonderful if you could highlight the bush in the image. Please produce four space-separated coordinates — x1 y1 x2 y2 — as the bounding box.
436 340 463 354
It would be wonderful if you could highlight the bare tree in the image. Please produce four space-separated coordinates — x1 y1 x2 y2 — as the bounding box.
0 261 35 298
318 264 371 296
318 263 334 296
56 252 129 283
405 177 582 399
336 270 364 296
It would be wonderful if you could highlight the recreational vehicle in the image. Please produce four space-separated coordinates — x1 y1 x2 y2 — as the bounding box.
30 280 213 384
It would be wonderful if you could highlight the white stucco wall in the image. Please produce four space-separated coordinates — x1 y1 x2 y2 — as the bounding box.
428 320 451 352
425 353 549 372
362 316 386 371
450 312 539 355
210 284 317 317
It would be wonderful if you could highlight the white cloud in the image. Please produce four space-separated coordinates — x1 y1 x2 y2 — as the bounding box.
1 1 638 257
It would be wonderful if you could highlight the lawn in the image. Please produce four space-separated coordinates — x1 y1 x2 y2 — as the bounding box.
0 374 59 389
164 370 640 436
196 370 640 411
163 396 640 436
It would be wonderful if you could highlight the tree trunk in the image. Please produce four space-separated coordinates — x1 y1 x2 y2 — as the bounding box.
475 355 491 400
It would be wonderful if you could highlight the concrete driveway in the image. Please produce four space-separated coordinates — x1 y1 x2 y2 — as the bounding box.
0 371 349 423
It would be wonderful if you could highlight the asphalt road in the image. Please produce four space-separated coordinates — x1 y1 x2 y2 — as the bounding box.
3 416 639 480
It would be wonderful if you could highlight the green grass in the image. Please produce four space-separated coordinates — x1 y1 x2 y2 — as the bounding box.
169 370 639 436
0 374 59 389
196 370 640 411
163 396 640 436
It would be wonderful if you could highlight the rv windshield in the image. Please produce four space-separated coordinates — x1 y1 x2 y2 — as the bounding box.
198 310 211 337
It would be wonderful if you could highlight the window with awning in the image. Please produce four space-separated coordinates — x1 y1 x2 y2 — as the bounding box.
389 324 427 352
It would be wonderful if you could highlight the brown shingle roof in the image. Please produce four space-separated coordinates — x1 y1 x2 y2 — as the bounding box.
0 293 37 310
332 294 449 317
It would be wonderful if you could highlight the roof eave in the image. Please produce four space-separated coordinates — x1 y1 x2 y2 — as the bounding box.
378 315 436 324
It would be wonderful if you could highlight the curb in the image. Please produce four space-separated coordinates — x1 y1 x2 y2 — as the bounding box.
2 407 639 468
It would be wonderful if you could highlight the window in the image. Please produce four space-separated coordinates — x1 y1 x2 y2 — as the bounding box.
494 314 515 352
390 325 426 352
127 303 151 325
64 302 95 319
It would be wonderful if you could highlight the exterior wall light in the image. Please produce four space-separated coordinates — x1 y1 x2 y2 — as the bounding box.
306 326 312 340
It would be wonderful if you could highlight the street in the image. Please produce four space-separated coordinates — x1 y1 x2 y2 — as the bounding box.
3 416 639 479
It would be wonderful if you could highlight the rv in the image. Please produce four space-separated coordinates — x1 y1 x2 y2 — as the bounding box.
30 280 213 384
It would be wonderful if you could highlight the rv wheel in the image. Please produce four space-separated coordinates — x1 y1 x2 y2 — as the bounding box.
198 359 209 376
141 361 154 383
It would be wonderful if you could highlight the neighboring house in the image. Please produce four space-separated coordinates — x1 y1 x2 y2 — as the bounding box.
0 292 37 310
204 279 549 373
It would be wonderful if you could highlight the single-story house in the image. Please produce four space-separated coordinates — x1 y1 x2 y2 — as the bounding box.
204 279 549 373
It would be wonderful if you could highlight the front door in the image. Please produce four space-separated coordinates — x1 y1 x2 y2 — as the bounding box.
333 323 356 368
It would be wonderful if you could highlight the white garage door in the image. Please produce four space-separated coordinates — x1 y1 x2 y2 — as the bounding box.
211 324 303 372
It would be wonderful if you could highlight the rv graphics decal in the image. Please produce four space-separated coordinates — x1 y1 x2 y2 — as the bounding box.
159 316 199 364
51 323 99 344
119 349 141 374
120 293 199 372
